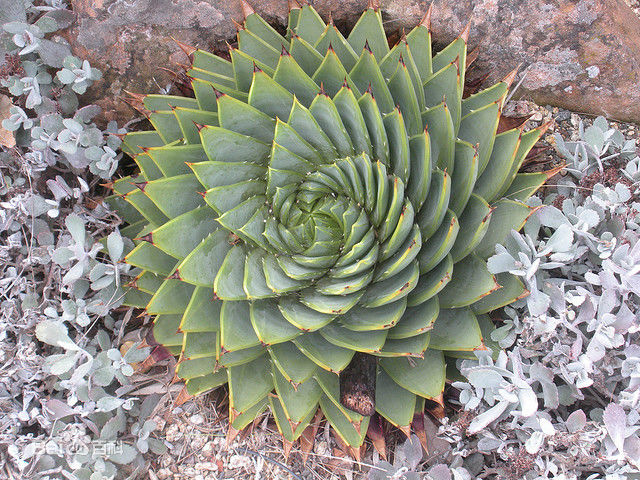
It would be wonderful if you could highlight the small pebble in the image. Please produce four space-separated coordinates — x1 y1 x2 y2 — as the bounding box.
156 468 172 480
165 424 183 442
227 454 252 469
570 113 581 128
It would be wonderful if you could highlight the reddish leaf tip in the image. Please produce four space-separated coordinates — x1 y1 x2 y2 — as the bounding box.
123 90 146 102
231 18 244 31
212 86 225 99
137 232 153 243
420 3 433 29
170 36 197 60
132 181 147 192
460 20 472 42
365 82 374 98
502 64 521 88
239 0 255 18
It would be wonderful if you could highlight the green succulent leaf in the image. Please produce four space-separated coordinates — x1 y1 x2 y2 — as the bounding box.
228 354 273 415
375 367 416 429
380 350 445 399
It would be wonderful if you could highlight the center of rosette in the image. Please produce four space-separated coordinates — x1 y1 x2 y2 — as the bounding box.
254 151 422 310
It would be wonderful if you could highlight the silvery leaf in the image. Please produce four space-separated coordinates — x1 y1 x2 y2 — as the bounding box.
546 224 574 252
583 125 605 153
525 431 545 454
51 247 74 265
107 444 138 464
517 384 538 417
107 230 124 262
538 206 568 228
100 409 126 440
91 275 114 291
93 366 116 387
50 352 76 375
0 0 26 23
43 8 75 29
43 399 77 420
603 403 627 455
37 38 70 68
427 464 453 480
593 116 609 132
35 319 78 350
467 400 510 434
63 261 85 284
487 253 517 274
136 437 149 454
497 388 518 403
465 368 506 389
476 435 503 452
527 289 550 317
65 213 85 245
56 68 75 84
97 396 124 412
148 437 168 455
577 208 600 228
538 418 555 436
553 133 572 159
565 409 587 433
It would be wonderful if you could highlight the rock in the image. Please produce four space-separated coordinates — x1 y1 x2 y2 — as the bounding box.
555 110 572 122
67 0 640 124
530 112 544 122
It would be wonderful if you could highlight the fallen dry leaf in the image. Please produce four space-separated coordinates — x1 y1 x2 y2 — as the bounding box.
0 94 16 148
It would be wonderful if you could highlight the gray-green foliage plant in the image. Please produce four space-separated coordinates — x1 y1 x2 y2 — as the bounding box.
27 320 167 478
1 199 158 479
50 213 133 314
439 117 640 479
554 116 637 180
0 2 162 479
1 0 121 179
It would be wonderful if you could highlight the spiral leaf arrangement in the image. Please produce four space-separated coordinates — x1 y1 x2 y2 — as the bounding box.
108 1 555 448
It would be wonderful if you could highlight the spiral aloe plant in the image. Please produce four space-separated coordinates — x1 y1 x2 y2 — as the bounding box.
108 1 556 449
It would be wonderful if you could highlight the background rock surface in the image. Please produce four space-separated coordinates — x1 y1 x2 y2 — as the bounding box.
68 0 640 123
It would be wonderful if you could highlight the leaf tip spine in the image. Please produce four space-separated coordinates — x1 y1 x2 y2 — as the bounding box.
419 3 433 29
239 0 255 19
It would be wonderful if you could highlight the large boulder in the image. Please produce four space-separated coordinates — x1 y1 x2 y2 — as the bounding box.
68 0 640 123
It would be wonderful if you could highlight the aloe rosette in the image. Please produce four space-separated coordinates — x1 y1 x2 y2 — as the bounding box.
108 2 553 447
